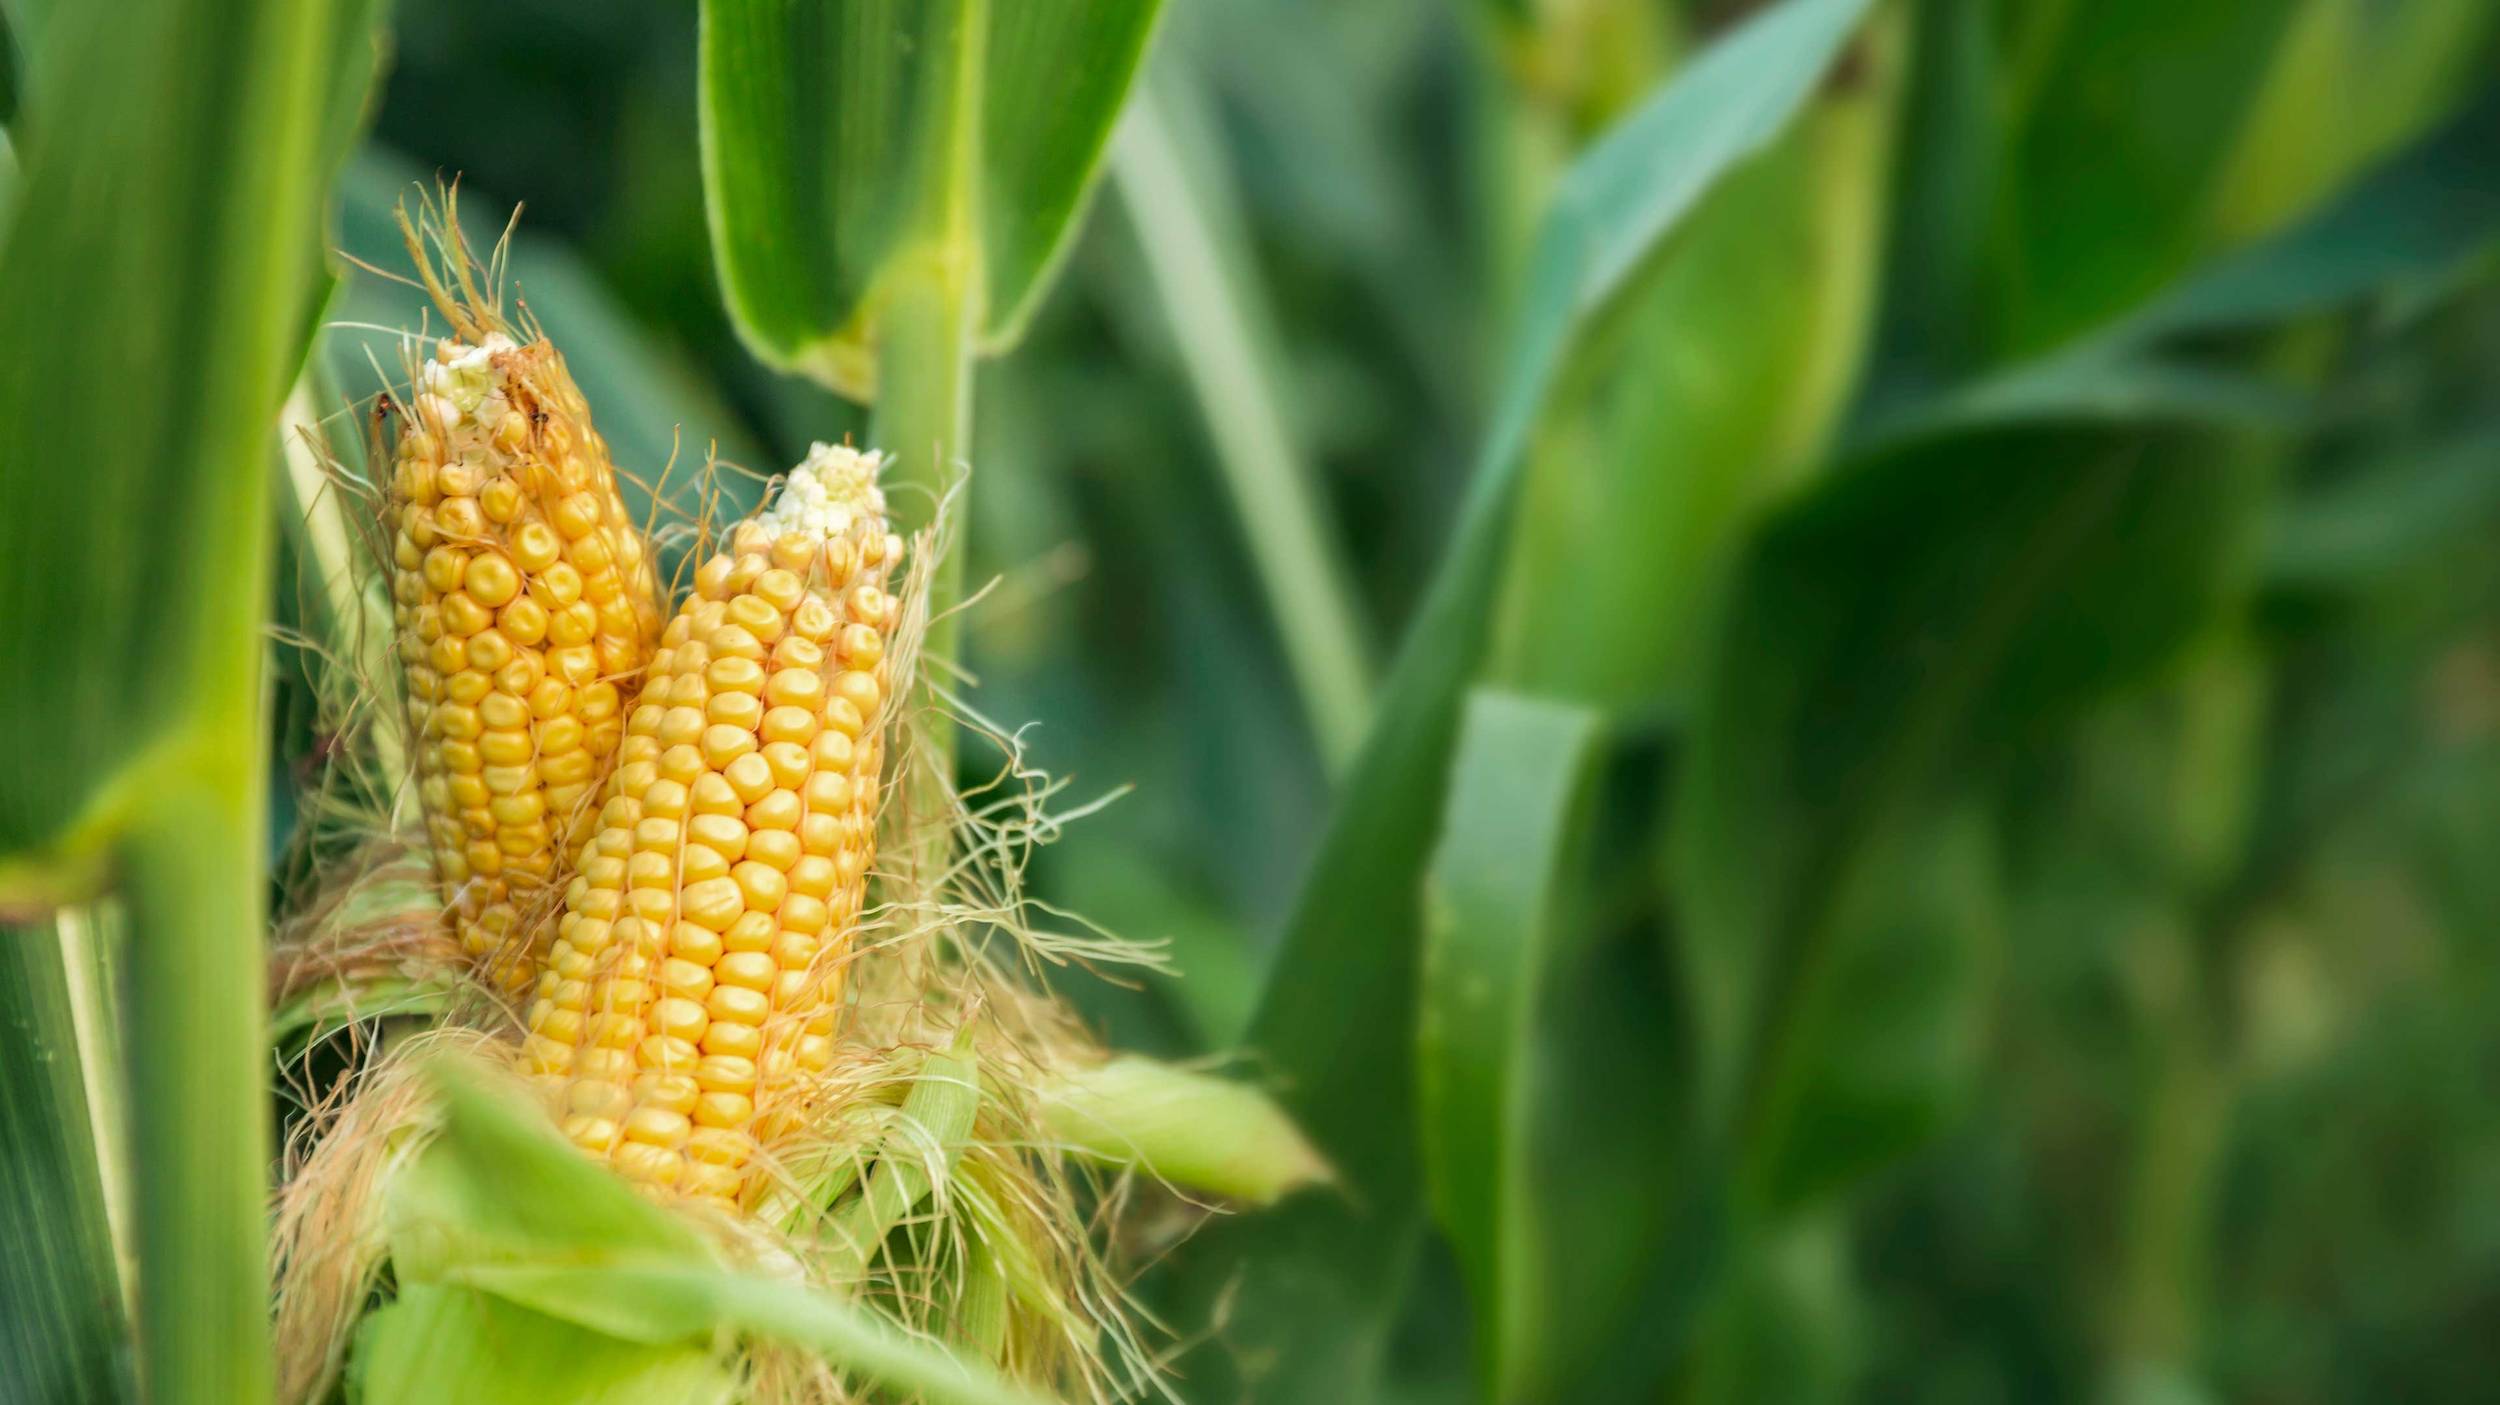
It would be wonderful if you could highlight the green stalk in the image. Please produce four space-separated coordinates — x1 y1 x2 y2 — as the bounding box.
869 0 984 881
118 744 272 1405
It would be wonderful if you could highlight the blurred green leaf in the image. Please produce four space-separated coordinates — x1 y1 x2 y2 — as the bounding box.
1673 420 2258 1202
2264 425 2500 588
1682 1217 1860 1405
1747 804 1998 1210
2204 0 2496 242
1498 19 1900 713
1159 1 1880 1395
0 5 19 129
1994 0 2494 354
1994 1 2301 350
0 1 386 1401
1864 90 2500 451
2110 89 2500 347
1418 690 1603 1399
699 0 1162 396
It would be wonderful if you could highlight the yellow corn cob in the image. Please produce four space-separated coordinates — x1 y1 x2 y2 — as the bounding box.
388 332 665 993
518 443 902 1205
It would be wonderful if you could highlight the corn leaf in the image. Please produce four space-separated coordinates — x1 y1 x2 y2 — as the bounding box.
383 1063 1047 1405
0 0 384 1400
1671 420 2259 1206
1860 89 2500 449
1495 26 1900 714
699 0 1163 396
352 1286 736 1405
0 920 132 1405
2265 424 2500 588
1154 1 1881 1394
1417 690 1603 1399
0 5 18 128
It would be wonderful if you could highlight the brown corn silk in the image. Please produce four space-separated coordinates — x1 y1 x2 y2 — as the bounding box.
517 445 902 1207
387 329 665 994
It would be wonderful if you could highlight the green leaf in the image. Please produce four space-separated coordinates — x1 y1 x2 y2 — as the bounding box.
1158 1 1879 1394
0 1 386 1401
699 0 1163 396
2266 425 2500 588
1496 21 1901 713
2109 88 2500 346
381 1061 1052 1405
0 920 133 1405
352 1285 735 1405
1992 0 2303 350
1671 421 2258 1205
0 5 19 129
1857 91 2500 453
1417 691 1603 1398
1036 1054 1330 1206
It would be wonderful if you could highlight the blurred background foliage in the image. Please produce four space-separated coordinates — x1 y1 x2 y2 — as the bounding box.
7 0 2500 1400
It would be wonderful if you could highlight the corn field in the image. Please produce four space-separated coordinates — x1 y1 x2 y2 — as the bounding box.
3 0 2498 1402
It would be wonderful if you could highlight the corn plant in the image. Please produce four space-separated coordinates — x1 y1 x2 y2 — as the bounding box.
6 0 2500 1402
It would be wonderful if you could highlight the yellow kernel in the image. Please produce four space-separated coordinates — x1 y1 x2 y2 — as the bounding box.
763 668 823 710
670 923 724 966
534 560 584 607
777 893 828 935
681 878 745 931
701 1021 762 1058
681 844 731 885
687 1127 753 1165
722 911 777 953
465 553 521 608
708 657 766 695
612 1142 682 1187
788 856 837 899
715 950 777 992
694 1091 755 1130
506 520 558 573
655 995 715 1040
707 984 770 1025
564 1115 622 1155
634 1072 702 1117
690 773 742 817
707 691 764 731
723 753 774 805
746 789 802 832
753 568 806 612
694 1055 756 1093
745 829 801 872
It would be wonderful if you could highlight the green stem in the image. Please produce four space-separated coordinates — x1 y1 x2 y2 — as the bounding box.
119 741 272 1405
868 0 984 888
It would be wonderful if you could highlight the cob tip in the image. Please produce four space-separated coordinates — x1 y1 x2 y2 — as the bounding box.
757 442 886 542
413 330 517 429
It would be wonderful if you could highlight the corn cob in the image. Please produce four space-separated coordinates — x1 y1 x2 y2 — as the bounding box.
519 443 902 1204
388 332 665 994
